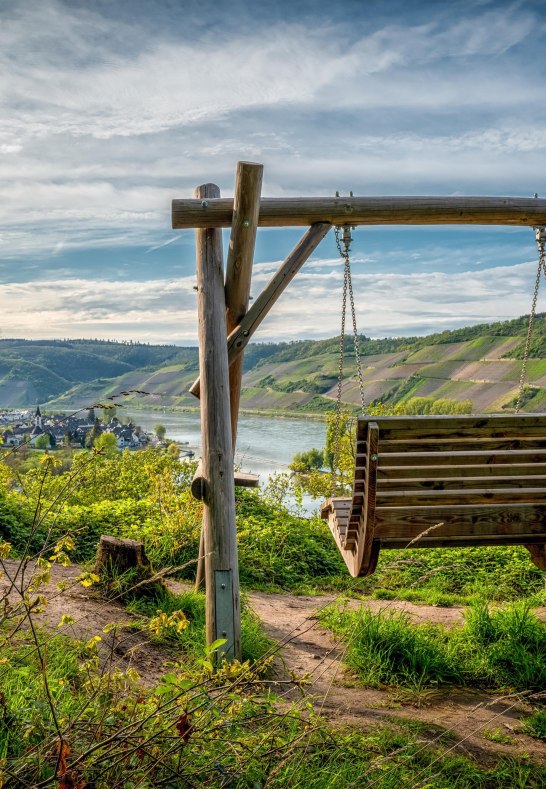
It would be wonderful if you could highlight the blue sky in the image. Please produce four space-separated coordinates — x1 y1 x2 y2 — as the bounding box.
1 0 546 343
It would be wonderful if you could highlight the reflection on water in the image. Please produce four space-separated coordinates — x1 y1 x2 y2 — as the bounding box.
130 409 327 513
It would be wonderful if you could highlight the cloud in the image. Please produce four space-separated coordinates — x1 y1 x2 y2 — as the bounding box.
0 0 545 352
0 257 541 343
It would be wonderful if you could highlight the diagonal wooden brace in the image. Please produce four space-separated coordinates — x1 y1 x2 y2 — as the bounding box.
189 221 331 399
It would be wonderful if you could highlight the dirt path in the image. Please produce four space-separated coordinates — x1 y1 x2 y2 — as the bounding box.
248 591 546 763
0 560 178 682
3 560 545 763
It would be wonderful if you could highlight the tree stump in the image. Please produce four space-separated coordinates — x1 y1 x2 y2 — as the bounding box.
95 535 150 577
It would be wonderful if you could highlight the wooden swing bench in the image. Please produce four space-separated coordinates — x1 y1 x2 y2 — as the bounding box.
321 413 546 577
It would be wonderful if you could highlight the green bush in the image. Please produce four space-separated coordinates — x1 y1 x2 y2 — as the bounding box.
235 489 345 588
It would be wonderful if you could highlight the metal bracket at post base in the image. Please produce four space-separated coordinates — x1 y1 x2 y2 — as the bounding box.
214 570 235 661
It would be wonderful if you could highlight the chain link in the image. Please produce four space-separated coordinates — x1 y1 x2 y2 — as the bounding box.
332 219 367 492
515 227 546 413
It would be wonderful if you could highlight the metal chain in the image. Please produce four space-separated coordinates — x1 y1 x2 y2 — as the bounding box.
515 226 546 413
332 211 367 491
332 226 349 487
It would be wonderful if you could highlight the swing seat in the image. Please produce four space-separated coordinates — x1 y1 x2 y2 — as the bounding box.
321 413 546 577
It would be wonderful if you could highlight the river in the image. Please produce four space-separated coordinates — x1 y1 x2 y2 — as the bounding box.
129 409 327 511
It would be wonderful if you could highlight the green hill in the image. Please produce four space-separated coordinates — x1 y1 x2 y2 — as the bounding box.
5 314 546 414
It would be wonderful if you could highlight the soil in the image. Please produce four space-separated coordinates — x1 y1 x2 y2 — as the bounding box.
3 559 546 765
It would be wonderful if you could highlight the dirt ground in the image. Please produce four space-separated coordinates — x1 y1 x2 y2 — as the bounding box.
2 559 546 765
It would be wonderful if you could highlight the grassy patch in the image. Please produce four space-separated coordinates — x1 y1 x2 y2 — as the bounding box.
125 585 272 663
362 545 546 604
2 630 544 787
522 709 546 741
320 600 546 693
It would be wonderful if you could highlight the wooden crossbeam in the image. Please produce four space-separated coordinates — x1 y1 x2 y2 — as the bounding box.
172 195 546 229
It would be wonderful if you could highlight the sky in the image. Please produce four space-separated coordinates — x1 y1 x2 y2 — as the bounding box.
1 0 546 344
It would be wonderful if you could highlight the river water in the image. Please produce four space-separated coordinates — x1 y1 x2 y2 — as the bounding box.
129 409 327 510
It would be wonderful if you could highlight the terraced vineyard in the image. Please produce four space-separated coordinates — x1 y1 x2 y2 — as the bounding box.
5 314 546 414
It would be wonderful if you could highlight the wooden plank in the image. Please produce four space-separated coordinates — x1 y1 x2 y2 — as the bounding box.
357 413 546 437
375 475 546 491
374 503 546 540
189 222 331 398
172 195 546 229
224 161 263 442
380 534 546 549
376 463 546 479
347 422 378 563
194 182 241 661
375 441 546 454
376 449 546 467
376 487 546 506
378 438 546 453
377 425 546 441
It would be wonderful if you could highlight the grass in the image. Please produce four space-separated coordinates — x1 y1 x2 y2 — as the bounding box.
359 544 546 604
522 709 546 741
1 629 545 787
320 600 546 693
483 728 517 745
125 585 272 663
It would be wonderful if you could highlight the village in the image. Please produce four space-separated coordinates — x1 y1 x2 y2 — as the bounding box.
0 406 154 450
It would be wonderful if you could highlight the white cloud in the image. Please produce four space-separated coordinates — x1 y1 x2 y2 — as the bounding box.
1 257 541 342
0 0 545 351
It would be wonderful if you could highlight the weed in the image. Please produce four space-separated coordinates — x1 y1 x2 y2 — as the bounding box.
320 600 546 693
125 585 272 663
522 709 546 741
483 727 517 745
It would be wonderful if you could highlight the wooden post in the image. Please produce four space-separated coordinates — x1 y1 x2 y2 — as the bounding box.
195 163 262 592
225 161 263 441
194 182 241 661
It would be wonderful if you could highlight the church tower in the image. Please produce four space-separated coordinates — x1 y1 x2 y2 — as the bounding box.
34 405 42 429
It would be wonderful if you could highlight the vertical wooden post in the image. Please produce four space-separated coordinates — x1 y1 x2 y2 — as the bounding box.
225 161 263 442
195 162 263 592
195 182 241 661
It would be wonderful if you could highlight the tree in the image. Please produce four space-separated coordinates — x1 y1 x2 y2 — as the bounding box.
155 424 166 442
289 448 324 473
94 432 118 457
86 418 102 448
35 434 50 450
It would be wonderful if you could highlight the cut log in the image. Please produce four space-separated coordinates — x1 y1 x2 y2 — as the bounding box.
95 535 150 576
191 460 259 502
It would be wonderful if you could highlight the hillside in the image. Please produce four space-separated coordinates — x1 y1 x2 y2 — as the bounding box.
6 314 546 414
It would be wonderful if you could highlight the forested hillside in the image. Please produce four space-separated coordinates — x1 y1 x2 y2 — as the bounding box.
4 314 546 413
